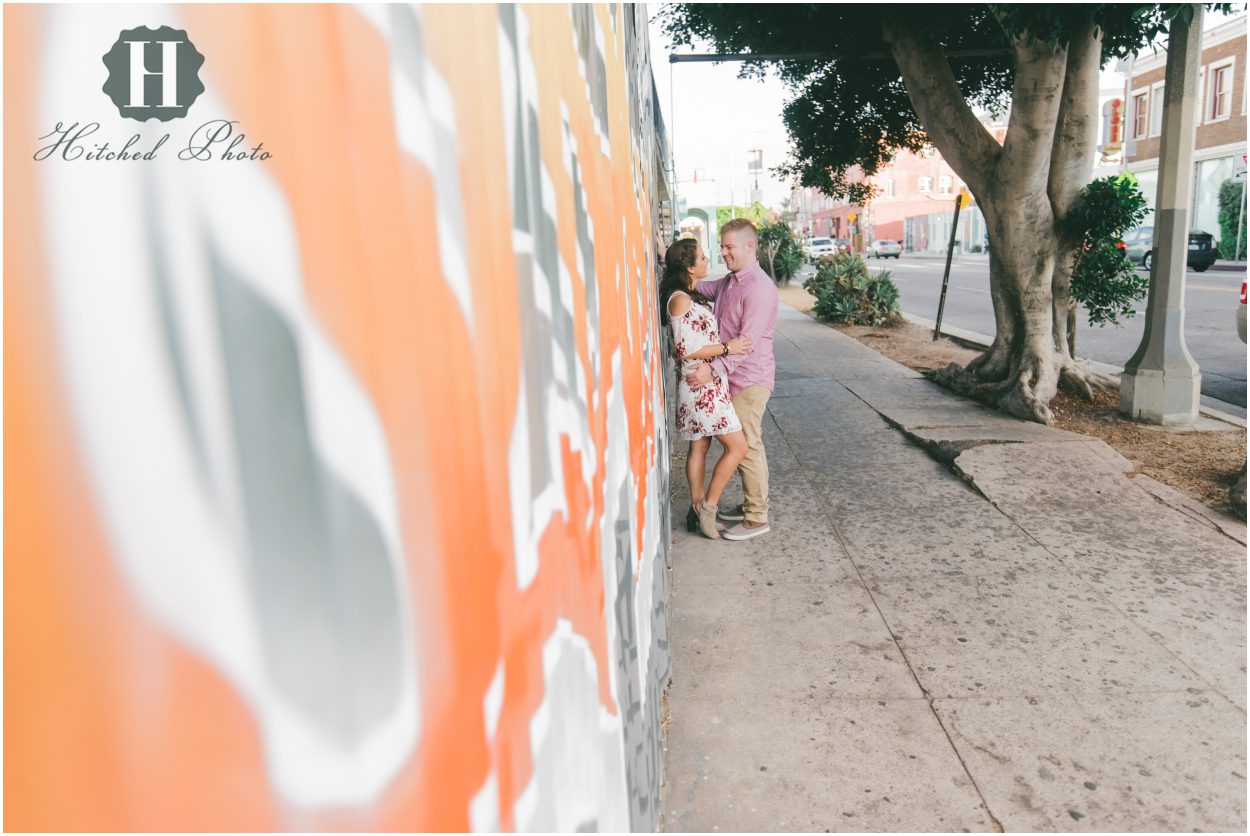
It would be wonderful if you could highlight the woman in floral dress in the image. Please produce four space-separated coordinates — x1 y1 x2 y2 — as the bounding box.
660 238 752 539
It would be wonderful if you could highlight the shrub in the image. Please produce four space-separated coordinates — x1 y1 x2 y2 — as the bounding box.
1067 173 1150 327
805 252 861 297
810 254 902 326
1218 179 1246 261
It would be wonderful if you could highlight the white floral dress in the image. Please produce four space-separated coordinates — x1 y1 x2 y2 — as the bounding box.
670 293 742 441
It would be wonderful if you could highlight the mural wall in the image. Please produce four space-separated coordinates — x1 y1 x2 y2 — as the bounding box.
5 3 672 831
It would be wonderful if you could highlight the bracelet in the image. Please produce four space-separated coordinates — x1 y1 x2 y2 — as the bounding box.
721 342 729 356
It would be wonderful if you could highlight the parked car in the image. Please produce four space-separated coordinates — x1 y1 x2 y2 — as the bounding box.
832 238 852 254
867 239 902 259
806 237 835 260
1238 280 1246 344
1122 226 1219 272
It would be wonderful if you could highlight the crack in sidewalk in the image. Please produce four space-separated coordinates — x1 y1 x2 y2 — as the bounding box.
833 397 1247 715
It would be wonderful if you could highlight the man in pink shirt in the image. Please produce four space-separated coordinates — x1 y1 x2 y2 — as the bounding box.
686 218 778 540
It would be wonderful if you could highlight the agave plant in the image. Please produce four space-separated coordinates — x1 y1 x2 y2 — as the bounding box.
812 257 903 326
872 270 900 309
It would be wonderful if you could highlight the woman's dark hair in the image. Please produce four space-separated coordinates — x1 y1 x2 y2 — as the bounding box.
658 238 714 322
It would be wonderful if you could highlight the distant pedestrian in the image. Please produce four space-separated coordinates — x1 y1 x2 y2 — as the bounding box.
660 238 753 540
685 218 778 540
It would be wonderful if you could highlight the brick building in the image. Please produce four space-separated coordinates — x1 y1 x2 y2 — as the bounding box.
1124 14 1247 245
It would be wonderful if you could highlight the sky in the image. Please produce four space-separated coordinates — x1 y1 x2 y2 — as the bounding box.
647 6 1246 215
648 15 793 210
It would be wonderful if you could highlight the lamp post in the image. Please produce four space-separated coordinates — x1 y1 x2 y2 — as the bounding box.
728 130 767 219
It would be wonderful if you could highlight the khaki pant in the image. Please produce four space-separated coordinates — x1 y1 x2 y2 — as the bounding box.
730 385 770 524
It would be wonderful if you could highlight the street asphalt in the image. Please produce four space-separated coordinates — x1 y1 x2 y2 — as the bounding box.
801 255 1247 411
660 304 1247 832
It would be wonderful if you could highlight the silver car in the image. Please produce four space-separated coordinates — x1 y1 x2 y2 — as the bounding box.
867 239 902 259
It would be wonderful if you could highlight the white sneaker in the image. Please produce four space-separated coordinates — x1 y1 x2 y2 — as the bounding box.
721 522 770 541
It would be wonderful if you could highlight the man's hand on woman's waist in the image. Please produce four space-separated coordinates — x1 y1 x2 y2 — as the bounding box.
685 361 714 389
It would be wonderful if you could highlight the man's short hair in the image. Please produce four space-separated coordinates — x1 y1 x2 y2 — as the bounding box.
719 217 758 243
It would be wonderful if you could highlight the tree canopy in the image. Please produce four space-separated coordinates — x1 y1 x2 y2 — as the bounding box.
660 5 1221 202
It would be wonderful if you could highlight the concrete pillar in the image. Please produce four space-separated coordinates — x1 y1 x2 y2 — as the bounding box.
1120 5 1203 426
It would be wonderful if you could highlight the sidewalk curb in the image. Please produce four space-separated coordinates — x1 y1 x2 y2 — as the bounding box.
892 256 1245 272
901 312 1248 429
1130 473 1248 546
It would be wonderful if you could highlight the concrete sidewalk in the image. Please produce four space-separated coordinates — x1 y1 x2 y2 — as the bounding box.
660 304 1247 832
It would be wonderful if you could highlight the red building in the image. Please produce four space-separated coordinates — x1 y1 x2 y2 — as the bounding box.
803 124 1007 253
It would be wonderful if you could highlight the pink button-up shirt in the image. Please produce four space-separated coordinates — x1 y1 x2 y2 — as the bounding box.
696 261 778 398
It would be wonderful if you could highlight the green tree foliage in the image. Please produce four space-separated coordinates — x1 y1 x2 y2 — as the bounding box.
1068 173 1150 327
659 5 1201 203
809 254 901 326
715 202 768 230
1218 179 1246 261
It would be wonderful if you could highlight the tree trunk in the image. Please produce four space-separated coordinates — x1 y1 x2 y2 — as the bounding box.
1049 17 1108 400
931 189 1065 423
886 17 1112 424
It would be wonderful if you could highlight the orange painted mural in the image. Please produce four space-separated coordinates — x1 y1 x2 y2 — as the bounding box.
5 4 673 831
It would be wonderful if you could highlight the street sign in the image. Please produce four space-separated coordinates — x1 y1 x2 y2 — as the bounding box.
747 148 763 175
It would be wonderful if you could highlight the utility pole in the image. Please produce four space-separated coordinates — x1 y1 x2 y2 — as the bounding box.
1120 5 1203 426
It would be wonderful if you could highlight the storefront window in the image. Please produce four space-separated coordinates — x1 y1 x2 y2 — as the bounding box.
1194 156 1234 237
1135 169 1159 212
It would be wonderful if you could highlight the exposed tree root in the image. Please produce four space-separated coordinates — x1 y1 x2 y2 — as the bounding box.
1058 360 1117 402
929 354 1121 425
964 341 1013 379
927 362 1046 423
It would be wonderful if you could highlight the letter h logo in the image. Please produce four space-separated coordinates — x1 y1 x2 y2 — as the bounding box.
103 26 205 122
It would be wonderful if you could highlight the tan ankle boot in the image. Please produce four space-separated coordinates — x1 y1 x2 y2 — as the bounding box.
697 501 721 539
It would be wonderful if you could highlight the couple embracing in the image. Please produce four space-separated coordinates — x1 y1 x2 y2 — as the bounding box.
660 218 778 541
